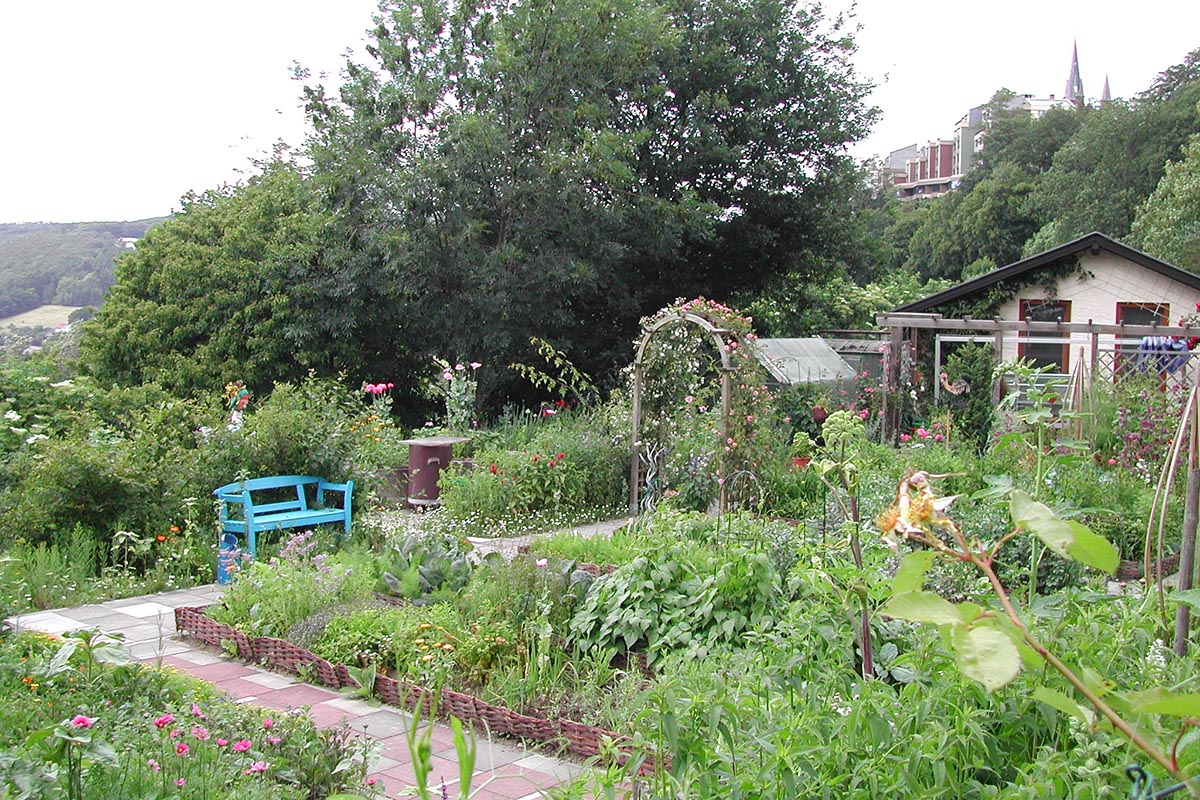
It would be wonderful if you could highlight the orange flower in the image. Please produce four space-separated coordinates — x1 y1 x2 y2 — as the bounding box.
157 535 167 542
169 526 180 533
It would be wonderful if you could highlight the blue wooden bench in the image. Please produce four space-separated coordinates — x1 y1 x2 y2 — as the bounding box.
213 475 354 560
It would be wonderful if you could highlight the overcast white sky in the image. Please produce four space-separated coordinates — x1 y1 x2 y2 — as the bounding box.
1 1 1196 224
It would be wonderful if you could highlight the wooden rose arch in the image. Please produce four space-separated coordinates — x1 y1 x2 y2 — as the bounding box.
628 299 762 514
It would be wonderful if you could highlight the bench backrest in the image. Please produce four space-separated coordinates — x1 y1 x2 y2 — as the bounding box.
214 475 323 514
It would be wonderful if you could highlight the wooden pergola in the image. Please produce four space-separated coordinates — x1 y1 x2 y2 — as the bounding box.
629 307 749 515
875 312 1200 439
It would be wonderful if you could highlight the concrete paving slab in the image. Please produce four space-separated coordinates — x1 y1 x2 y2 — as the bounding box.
473 737 533 769
128 640 193 660
59 604 119 622
242 671 300 690
349 709 415 738
114 601 178 618
12 611 83 635
515 752 588 781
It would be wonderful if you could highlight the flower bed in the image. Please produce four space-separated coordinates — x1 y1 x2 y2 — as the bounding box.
174 606 663 774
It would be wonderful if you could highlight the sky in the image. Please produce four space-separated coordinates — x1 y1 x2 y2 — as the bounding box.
1 1 1197 224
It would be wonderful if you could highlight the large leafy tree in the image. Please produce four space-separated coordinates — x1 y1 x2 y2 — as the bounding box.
900 163 1040 281
1033 49 1200 245
81 163 336 397
304 0 875 402
1130 129 1200 273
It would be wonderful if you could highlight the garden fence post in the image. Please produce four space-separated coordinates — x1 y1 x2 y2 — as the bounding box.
1173 388 1199 657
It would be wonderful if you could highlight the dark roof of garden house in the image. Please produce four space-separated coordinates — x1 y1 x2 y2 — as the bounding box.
754 338 857 385
893 231 1200 313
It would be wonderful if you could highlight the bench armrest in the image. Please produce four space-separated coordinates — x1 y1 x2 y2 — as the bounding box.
316 479 354 508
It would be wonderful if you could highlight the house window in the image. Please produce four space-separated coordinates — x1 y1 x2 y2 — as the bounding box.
1116 302 1169 326
1019 299 1070 371
1115 302 1171 377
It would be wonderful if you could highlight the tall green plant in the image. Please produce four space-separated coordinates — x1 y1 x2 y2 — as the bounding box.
877 471 1198 792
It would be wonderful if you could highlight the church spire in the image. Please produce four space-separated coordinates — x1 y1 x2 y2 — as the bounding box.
1065 41 1085 106
1101 74 1111 104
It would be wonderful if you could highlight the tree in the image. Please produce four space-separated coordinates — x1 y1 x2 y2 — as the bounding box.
1130 129 1200 272
303 0 875 404
1034 51 1200 244
971 93 1082 181
81 163 334 398
901 163 1039 281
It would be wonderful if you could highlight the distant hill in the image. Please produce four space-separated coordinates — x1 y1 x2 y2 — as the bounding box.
0 219 166 319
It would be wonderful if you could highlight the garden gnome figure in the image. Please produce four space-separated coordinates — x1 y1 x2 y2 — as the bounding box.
225 381 251 432
939 371 970 406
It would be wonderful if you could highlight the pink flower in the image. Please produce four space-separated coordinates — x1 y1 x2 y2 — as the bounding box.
190 703 206 719
244 760 269 775
192 726 210 740
262 718 274 729
147 759 160 772
70 715 96 729
233 739 252 752
684 395 694 404
934 434 943 442
267 735 282 745
455 364 465 371
442 371 453 381
169 728 181 738
153 713 174 729
858 409 869 420
176 778 187 787
535 558 548 567
175 743 189 756
899 434 911 443
1108 458 1117 466
915 428 929 438
216 738 229 747
469 362 481 370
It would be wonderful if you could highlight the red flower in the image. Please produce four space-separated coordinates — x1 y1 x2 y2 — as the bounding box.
556 452 565 460
488 464 497 474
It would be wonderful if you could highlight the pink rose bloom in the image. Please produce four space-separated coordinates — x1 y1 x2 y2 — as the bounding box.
70 715 96 729
915 428 929 438
899 434 911 443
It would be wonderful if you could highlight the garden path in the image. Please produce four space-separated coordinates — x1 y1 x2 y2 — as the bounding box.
10 584 592 798
8 518 634 798
466 516 634 561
